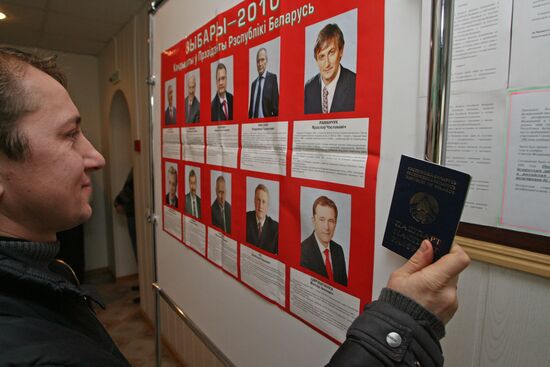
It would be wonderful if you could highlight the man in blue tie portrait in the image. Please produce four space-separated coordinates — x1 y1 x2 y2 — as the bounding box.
248 48 279 118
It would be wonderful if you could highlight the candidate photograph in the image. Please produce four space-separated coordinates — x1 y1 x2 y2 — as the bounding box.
165 163 179 208
184 166 201 218
245 178 279 254
300 188 351 286
184 70 200 123
210 57 234 121
304 10 357 114
210 171 231 233
248 39 280 119
164 78 177 124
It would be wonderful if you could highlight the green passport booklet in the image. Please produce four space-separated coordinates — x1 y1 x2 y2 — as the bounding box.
383 155 471 261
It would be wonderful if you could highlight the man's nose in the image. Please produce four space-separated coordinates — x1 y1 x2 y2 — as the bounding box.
82 136 105 171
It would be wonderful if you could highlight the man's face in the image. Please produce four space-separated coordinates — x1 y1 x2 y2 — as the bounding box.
189 175 197 196
168 172 177 197
216 68 227 96
167 86 174 107
312 204 337 247
256 50 267 75
187 77 196 99
0 66 105 240
254 189 269 221
216 180 226 206
315 38 343 85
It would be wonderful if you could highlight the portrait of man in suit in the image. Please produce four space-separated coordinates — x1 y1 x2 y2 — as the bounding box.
304 23 356 114
211 63 233 121
300 195 348 286
246 184 278 254
248 48 279 118
185 74 200 123
211 175 231 233
184 168 201 218
165 83 177 124
165 166 178 208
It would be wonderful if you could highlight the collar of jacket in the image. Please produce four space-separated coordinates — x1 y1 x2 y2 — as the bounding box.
0 237 104 308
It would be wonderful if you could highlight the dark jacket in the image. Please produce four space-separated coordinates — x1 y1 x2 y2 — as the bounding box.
329 288 445 366
165 106 177 124
185 95 200 123
211 92 234 121
245 211 278 254
211 200 231 233
248 71 279 118
0 238 130 366
185 193 202 219
300 232 348 286
165 193 179 208
304 65 356 114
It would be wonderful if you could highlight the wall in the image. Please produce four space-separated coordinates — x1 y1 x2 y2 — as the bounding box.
97 4 155 316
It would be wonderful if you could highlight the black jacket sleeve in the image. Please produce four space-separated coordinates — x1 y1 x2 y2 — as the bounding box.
327 288 445 367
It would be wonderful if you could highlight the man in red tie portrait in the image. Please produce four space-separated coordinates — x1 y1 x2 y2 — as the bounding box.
300 195 347 286
211 62 233 121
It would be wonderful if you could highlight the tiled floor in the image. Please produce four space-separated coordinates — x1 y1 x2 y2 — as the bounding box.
88 273 182 367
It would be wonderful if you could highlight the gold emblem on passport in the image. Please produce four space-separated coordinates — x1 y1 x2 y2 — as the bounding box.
409 192 439 224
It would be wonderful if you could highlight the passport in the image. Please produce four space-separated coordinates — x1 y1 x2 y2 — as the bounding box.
382 155 471 261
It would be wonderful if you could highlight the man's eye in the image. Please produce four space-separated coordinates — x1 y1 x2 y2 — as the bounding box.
67 129 81 140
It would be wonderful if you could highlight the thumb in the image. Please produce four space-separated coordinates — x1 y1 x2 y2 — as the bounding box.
397 240 434 276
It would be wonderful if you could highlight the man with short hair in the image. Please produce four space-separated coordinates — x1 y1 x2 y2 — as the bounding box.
211 175 231 233
248 48 279 118
185 74 200 123
165 166 179 208
304 23 356 114
165 84 177 124
184 169 201 218
300 196 348 286
0 46 130 366
211 63 233 121
246 184 278 254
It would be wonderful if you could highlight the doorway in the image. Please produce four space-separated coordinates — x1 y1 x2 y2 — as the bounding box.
108 90 137 278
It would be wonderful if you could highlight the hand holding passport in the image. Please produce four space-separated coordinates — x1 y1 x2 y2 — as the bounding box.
383 155 471 261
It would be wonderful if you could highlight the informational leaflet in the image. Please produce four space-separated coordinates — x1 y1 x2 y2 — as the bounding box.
450 0 513 93
182 126 205 163
163 206 182 240
501 89 550 233
240 244 285 306
162 128 181 159
509 0 550 88
206 125 238 168
446 91 507 225
290 269 360 343
160 0 384 343
207 228 238 277
241 122 288 175
292 118 369 188
183 216 206 255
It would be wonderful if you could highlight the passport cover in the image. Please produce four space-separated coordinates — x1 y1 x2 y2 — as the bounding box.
382 155 471 261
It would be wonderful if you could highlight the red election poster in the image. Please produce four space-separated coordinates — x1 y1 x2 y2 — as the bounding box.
160 0 384 343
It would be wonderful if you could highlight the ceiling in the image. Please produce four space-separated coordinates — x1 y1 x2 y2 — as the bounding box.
0 0 149 55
